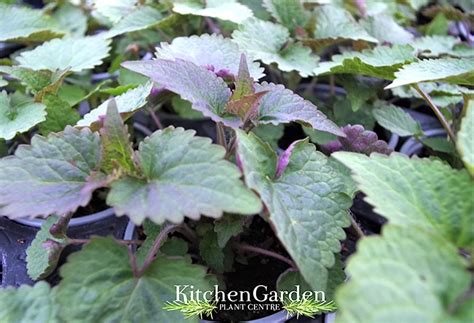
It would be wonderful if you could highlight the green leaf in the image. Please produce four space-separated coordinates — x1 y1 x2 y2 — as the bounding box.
423 137 455 154
425 13 449 36
277 256 344 301
0 77 6 87
161 237 189 257
107 127 262 224
135 220 162 267
333 152 474 248
390 82 469 108
373 102 423 137
155 34 264 80
53 3 88 37
0 4 63 42
26 215 67 280
173 0 253 24
0 126 105 218
199 227 229 273
314 45 415 80
361 14 414 45
0 91 46 140
0 282 58 323
262 0 307 33
56 237 215 322
122 59 240 127
214 214 245 248
172 96 204 119
412 35 462 57
17 36 111 73
338 76 378 112
251 124 284 150
76 82 153 128
38 94 80 135
0 66 62 99
336 225 471 323
255 82 344 136
99 100 137 174
236 131 351 291
232 18 318 77
93 0 136 23
457 99 474 175
105 6 167 38
312 5 378 44
386 58 474 89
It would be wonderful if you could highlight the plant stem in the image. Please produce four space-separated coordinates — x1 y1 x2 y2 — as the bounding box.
216 122 227 147
138 224 177 276
49 213 73 237
329 75 335 96
148 108 164 129
67 238 143 246
176 223 199 245
205 17 221 34
349 210 365 239
233 243 297 269
413 84 456 143
128 247 139 277
225 136 237 159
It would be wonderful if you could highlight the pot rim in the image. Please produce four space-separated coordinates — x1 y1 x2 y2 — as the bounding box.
13 208 115 228
399 128 446 156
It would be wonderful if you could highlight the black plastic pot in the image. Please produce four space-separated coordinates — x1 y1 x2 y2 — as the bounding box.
0 209 129 287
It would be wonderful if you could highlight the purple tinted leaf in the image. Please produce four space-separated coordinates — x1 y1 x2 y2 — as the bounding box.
0 127 105 218
154 34 264 80
254 82 344 136
322 124 392 155
122 59 242 128
276 139 305 178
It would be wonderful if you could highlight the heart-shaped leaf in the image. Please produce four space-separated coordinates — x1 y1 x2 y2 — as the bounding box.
236 131 351 291
0 126 105 218
107 127 262 224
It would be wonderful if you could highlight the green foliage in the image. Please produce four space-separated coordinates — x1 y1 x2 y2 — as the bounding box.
334 152 474 248
17 36 111 73
361 14 413 45
314 45 415 80
373 102 423 137
77 82 153 128
0 127 104 218
237 131 351 292
386 58 474 89
26 216 67 280
0 90 46 140
214 214 245 248
312 5 378 44
99 100 137 174
262 0 307 33
172 0 253 23
0 4 63 42
38 94 80 135
336 225 471 323
56 237 215 322
105 6 167 38
457 99 474 175
155 34 264 80
107 127 262 224
232 18 318 77
0 282 58 323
